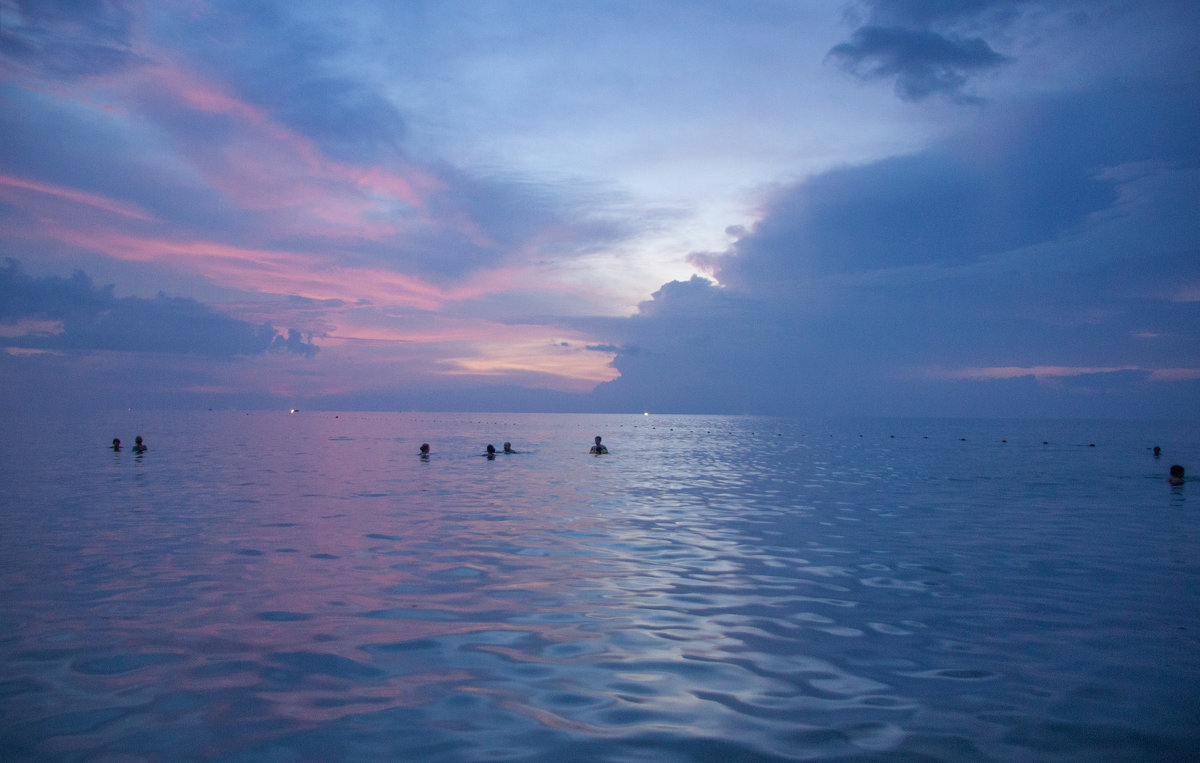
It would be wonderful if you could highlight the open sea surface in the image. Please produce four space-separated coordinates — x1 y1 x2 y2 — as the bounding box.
1 411 1198 761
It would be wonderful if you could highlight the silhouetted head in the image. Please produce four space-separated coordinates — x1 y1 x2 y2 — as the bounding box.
135 436 143 445
419 443 430 455
1153 446 1161 457
594 436 602 445
503 442 513 452
1170 464 1185 479
112 438 121 449
486 444 496 454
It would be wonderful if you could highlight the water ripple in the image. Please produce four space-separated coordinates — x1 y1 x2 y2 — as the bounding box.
1 412 1197 760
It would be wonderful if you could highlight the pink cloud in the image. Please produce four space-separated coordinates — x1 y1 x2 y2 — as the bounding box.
0 319 65 338
318 315 619 390
49 227 450 310
921 365 1200 383
938 366 1140 380
2 47 623 395
1173 284 1200 302
1147 368 1200 381
0 175 153 221
125 63 439 226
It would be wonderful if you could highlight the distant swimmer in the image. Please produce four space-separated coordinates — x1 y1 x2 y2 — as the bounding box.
590 435 608 454
503 442 515 453
111 438 121 451
484 444 496 459
1153 446 1161 458
132 436 147 453
1168 464 1185 486
419 443 430 457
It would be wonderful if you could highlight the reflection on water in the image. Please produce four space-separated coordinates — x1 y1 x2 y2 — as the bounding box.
1 412 1198 760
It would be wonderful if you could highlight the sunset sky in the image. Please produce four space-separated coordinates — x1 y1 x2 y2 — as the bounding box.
2 0 1198 416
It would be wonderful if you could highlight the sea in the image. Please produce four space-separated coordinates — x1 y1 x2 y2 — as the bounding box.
1 410 1197 762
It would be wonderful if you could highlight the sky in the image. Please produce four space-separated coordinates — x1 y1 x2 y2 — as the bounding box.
1 0 1198 417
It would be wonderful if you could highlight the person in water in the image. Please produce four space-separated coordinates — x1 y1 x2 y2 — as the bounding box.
419 443 430 457
1168 464 1185 485
485 444 496 459
132 436 147 453
503 442 515 453
111 438 121 451
590 435 608 454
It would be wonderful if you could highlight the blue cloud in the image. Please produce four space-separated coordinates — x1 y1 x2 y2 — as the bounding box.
0 260 317 357
828 25 1010 102
0 0 144 79
587 78 1200 417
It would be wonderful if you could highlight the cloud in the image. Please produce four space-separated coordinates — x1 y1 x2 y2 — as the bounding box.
0 23 642 297
588 276 812 414
588 73 1200 417
163 2 409 164
0 175 152 221
694 120 1115 284
0 0 144 79
0 259 316 357
828 25 1011 102
827 0 1041 102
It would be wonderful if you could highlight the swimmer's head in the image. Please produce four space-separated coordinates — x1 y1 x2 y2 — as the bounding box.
1170 464 1185 479
419 443 430 454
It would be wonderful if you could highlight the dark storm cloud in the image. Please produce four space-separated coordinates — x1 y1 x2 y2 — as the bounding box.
827 25 1010 102
0 260 317 357
697 132 1111 284
588 76 1200 417
586 276 841 415
828 0 1037 102
699 78 1200 288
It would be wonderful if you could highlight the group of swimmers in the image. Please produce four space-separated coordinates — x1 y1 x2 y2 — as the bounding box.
105 434 1183 484
418 435 609 459
111 436 147 453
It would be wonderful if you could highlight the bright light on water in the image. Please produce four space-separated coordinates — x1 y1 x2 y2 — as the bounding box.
1 411 1197 760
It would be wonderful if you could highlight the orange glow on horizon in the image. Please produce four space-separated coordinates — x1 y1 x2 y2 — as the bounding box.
321 322 619 388
438 339 618 386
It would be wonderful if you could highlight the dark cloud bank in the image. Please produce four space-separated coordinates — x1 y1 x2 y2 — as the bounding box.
0 259 317 357
583 1 1200 419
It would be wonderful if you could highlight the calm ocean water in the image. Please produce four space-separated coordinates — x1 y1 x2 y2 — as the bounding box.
1 411 1197 761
